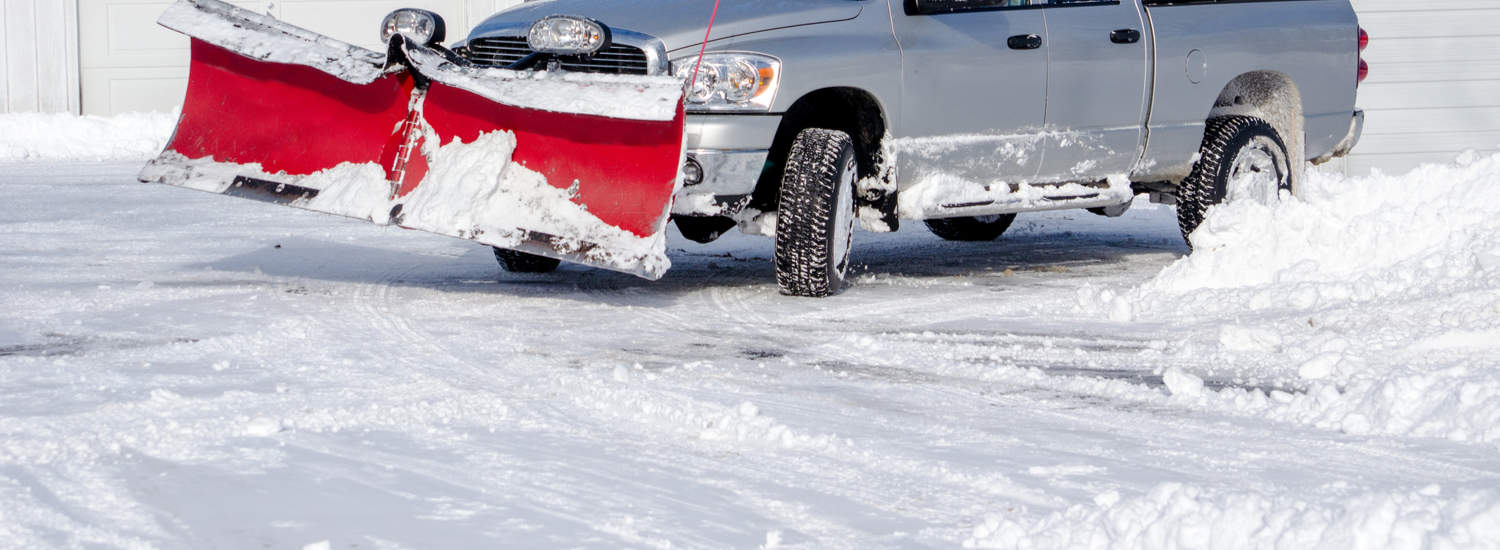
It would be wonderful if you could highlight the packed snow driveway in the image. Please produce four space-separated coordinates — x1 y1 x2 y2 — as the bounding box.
3 155 1500 548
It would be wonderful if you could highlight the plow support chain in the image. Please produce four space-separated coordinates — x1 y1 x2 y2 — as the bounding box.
141 0 688 279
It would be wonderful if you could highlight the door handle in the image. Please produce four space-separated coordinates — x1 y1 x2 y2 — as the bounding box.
1110 29 1141 44
1007 34 1043 50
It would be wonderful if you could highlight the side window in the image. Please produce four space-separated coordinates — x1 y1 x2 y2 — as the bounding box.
906 0 1115 16
904 0 1037 14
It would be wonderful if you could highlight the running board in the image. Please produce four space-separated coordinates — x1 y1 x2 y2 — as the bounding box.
899 178 1135 220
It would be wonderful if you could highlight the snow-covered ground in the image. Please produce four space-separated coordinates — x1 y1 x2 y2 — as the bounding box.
2 114 1498 549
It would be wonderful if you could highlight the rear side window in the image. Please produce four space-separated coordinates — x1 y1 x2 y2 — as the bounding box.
906 0 1119 15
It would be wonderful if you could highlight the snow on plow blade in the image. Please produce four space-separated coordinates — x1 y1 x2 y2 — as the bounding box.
139 0 687 279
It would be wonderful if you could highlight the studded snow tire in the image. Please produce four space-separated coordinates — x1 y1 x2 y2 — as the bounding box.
774 128 859 298
1176 116 1291 248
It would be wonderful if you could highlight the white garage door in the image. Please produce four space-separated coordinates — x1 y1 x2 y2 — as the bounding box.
1349 0 1500 174
78 0 510 115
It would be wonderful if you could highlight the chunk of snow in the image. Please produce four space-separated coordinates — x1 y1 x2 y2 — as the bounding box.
1217 325 1282 352
1162 368 1204 398
244 417 282 437
761 530 783 549
737 401 760 419
1297 353 1341 381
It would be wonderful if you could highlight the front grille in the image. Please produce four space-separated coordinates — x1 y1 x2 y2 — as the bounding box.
465 36 650 75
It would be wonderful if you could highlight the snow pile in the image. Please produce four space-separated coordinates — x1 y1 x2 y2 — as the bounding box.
0 112 176 162
966 483 1500 550
1076 152 1500 443
1098 152 1500 315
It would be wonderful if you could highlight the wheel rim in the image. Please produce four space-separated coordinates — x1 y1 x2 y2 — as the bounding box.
973 214 1004 224
1226 135 1289 205
831 153 857 276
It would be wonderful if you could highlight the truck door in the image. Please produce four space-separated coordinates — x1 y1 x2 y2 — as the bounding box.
891 0 1049 186
1034 0 1150 182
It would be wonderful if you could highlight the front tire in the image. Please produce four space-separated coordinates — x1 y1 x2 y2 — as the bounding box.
924 214 1018 242
774 128 858 297
1176 116 1291 247
493 247 560 273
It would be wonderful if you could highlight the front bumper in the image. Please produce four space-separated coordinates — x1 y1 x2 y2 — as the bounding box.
673 114 781 216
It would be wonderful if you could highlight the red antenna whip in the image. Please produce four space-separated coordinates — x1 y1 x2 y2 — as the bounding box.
688 0 722 92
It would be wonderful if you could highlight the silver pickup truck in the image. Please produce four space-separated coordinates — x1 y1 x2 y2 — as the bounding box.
451 0 1366 296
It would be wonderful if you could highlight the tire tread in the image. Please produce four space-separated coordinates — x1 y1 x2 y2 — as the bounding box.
1176 116 1285 248
775 128 855 297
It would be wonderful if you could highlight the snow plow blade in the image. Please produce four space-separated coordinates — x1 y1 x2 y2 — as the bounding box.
140 0 687 279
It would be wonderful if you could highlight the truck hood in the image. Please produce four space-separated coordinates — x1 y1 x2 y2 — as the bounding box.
467 0 864 53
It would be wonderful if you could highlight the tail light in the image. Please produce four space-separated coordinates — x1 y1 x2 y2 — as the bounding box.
1357 27 1369 86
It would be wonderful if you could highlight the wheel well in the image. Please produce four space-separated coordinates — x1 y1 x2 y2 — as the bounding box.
1207 71 1306 187
751 87 887 212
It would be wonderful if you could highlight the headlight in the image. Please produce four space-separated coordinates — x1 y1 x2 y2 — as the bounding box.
671 53 781 112
528 16 610 55
380 9 446 46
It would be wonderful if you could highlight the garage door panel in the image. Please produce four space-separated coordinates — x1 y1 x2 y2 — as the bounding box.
1360 106 1500 136
4 0 39 111
106 3 195 54
80 66 187 115
1356 10 1499 38
1353 131 1500 156
1346 151 1493 176
1358 80 1500 110
1354 0 1498 10
79 1 266 69
78 0 507 115
1363 36 1500 66
1362 60 1500 85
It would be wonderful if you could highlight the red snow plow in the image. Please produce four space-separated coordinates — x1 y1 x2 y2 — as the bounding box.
140 0 687 279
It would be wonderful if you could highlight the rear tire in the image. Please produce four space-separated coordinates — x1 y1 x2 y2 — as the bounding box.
924 214 1018 242
1177 116 1291 247
774 128 858 297
493 247 560 273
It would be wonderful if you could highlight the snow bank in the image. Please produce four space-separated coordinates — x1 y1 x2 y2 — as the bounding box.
1077 152 1500 444
1129 152 1500 310
0 112 175 162
966 483 1500 550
